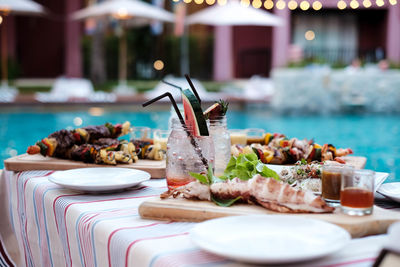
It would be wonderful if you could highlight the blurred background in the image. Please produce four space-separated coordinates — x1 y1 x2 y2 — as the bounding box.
0 0 399 180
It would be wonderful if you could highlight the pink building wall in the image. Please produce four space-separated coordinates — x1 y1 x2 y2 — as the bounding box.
65 0 83 78
214 2 400 81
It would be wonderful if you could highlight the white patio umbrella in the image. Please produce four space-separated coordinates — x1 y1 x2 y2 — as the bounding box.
186 0 283 26
72 0 174 92
0 0 45 93
186 0 283 81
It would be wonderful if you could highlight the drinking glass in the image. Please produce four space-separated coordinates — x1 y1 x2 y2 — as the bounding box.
321 164 353 207
340 169 375 216
153 129 170 152
246 128 265 145
229 129 247 145
209 116 231 177
166 118 215 190
130 126 152 142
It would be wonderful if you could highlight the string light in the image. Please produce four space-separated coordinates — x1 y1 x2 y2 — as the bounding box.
300 0 310 10
337 0 347 9
305 30 315 41
252 0 262 8
0 16 2 25
183 0 192 3
206 0 215 5
194 0 204 4
363 0 372 7
112 8 131 19
389 0 397 4
312 1 322 10
217 0 227 5
376 0 385 6
241 0 250 7
350 0 359 8
172 0 179 2
276 0 286 9
288 0 298 9
264 0 274 9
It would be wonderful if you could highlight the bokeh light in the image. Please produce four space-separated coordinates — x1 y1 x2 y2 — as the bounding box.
88 107 105 116
217 0 227 5
153 60 164 71
252 0 262 8
73 117 83 127
312 1 322 10
264 0 274 9
363 0 372 7
241 0 250 7
337 0 347 9
206 0 215 5
300 0 310 10
305 30 315 41
350 0 360 8
276 0 286 9
194 0 204 4
389 0 396 4
376 0 385 6
288 0 298 10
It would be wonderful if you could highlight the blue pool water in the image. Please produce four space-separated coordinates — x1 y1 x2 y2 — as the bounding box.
1 109 399 182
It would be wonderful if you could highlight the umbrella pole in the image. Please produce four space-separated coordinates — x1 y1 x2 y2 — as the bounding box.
118 24 127 87
1 15 8 86
180 25 189 76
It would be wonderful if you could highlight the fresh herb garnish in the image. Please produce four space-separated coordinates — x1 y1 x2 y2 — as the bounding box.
221 153 280 181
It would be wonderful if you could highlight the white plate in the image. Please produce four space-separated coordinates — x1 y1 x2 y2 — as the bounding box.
266 165 389 192
378 182 400 203
48 168 150 192
190 215 350 264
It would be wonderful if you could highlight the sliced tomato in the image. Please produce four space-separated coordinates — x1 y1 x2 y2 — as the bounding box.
73 132 81 142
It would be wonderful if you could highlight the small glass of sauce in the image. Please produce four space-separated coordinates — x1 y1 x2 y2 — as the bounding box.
246 128 265 145
340 169 375 216
322 165 353 207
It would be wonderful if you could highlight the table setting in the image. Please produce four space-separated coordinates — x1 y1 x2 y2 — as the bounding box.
1 76 400 267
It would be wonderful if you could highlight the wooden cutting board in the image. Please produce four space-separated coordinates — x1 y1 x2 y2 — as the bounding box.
4 154 166 178
139 197 400 238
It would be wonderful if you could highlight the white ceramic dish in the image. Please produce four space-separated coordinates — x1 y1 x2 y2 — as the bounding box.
266 165 389 193
190 215 350 264
378 182 400 203
48 168 150 192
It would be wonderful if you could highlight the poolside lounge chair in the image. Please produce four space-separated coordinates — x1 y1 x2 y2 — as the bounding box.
0 82 18 103
35 77 116 103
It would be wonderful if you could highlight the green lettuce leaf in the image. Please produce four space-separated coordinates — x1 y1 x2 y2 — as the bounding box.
211 195 242 207
223 153 280 181
189 172 209 185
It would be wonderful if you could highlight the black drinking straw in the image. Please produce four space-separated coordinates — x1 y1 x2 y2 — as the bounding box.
142 92 209 169
143 92 185 126
184 74 201 103
161 80 182 91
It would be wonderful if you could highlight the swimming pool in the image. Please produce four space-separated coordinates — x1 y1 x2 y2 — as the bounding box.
1 109 399 182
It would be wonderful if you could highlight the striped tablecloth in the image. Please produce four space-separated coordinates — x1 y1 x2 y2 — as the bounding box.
0 170 399 267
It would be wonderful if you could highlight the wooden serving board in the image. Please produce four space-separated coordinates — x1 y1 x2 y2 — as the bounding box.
342 156 367 169
139 197 400 238
4 154 166 178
